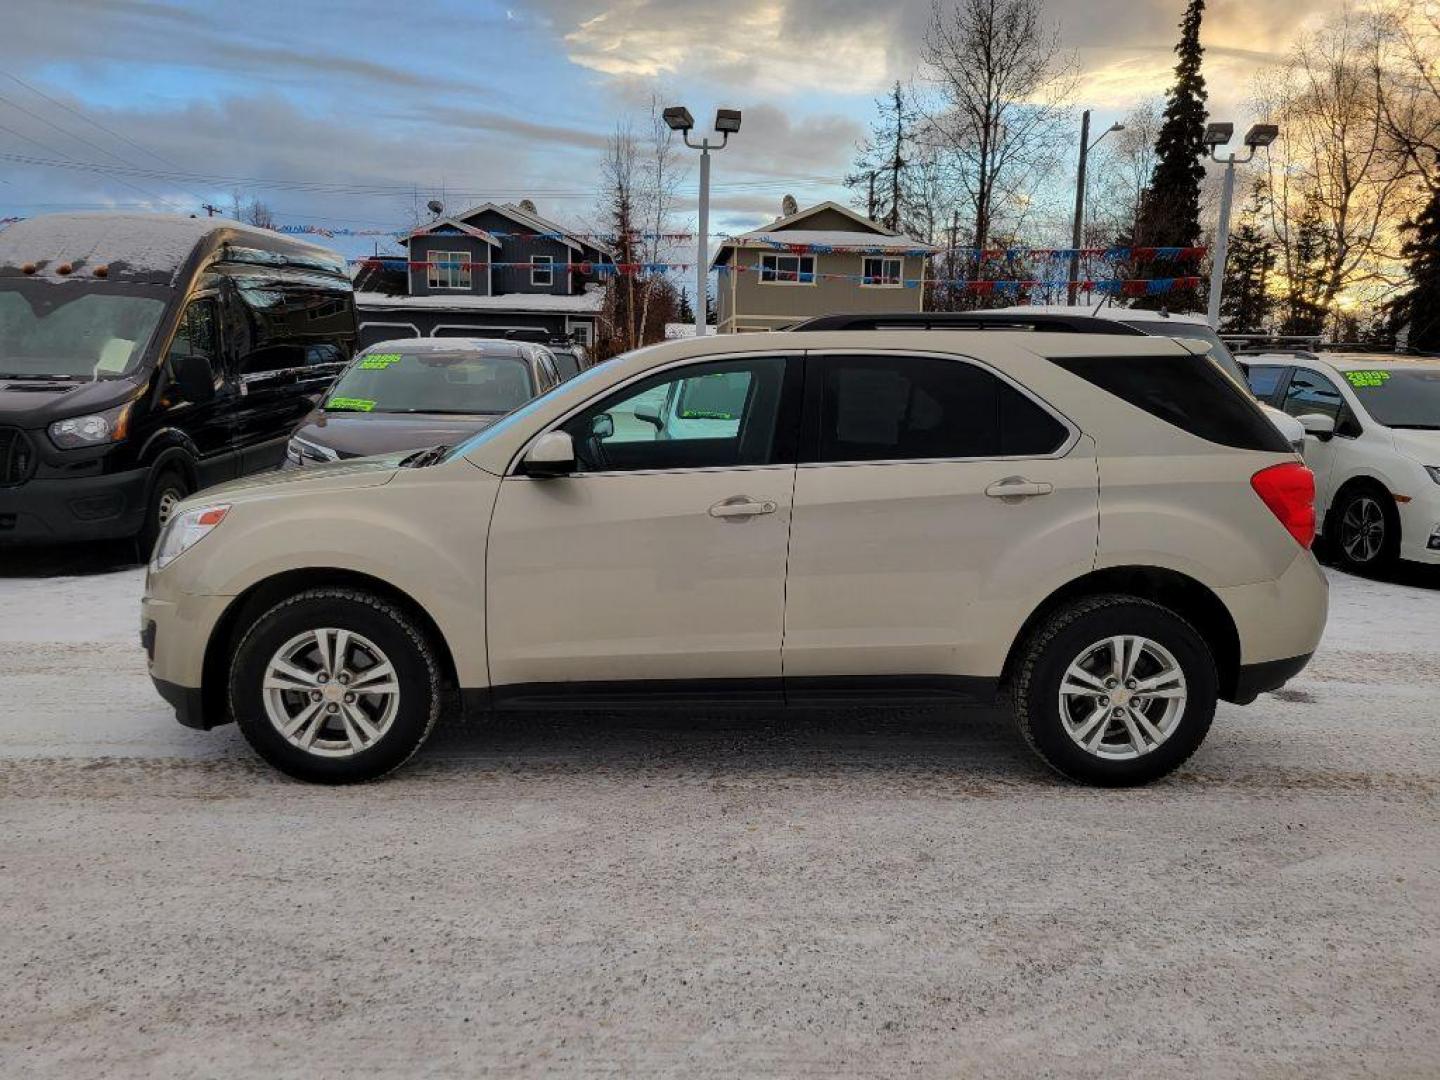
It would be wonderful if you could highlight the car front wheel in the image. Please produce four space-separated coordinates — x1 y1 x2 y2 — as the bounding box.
1011 595 1218 786
230 588 441 783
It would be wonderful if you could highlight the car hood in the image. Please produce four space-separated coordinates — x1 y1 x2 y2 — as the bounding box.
1390 428 1440 465
295 410 502 458
0 374 144 426
192 454 408 505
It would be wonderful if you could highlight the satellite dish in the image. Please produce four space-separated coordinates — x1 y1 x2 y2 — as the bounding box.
426 199 444 216
781 194 799 217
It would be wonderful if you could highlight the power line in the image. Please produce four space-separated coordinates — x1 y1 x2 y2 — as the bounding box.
0 71 188 171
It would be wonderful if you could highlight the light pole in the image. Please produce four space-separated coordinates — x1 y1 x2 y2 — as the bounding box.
1067 110 1124 305
665 105 742 338
1205 121 1278 329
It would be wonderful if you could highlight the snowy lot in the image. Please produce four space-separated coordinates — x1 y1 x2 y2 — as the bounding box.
1 549 1438 1077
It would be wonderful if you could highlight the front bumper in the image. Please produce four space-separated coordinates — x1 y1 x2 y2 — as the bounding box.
0 466 149 544
142 584 237 730
1396 495 1440 565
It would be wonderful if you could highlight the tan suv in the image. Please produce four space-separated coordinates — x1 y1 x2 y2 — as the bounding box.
142 330 1328 785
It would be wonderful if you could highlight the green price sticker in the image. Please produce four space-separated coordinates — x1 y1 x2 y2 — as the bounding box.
359 353 402 370
326 397 376 412
1344 370 1389 388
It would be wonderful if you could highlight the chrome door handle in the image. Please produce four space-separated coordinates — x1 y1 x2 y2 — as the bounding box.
985 477 1054 499
709 496 778 519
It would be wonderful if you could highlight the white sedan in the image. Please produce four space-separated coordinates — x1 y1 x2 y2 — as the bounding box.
1244 352 1440 570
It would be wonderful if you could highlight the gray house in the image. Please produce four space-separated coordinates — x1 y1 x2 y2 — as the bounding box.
354 202 613 350
711 201 937 333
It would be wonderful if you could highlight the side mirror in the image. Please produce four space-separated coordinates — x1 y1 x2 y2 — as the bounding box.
633 403 663 430
171 352 215 404
591 412 614 440
521 430 575 478
1297 413 1336 441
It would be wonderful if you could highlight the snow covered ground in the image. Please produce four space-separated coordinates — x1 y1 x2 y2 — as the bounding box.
1 551 1437 1076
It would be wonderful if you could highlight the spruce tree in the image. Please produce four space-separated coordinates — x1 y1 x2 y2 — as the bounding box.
1281 196 1334 337
677 285 694 324
1392 180 1440 351
845 81 918 231
1132 0 1208 311
1219 183 1275 333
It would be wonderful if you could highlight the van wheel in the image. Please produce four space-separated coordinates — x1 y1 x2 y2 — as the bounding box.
1331 485 1399 573
229 589 441 784
138 467 191 558
1010 595 1217 786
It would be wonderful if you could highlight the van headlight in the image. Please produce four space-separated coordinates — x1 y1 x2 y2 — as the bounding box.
49 401 134 448
286 436 339 466
152 504 230 570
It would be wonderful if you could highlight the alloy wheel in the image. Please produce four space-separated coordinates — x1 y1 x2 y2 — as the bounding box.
1339 496 1386 565
261 628 402 758
1058 635 1188 760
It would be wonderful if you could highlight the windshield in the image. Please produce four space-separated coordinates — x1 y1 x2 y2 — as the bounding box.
1119 319 1248 384
325 347 536 415
0 280 169 379
1340 368 1440 428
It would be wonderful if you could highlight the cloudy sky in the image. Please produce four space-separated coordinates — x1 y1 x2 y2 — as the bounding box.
0 0 1343 260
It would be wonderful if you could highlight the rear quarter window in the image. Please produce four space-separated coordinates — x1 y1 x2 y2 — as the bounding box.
1051 353 1291 453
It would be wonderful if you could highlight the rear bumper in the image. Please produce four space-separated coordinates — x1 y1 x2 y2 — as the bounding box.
1230 652 1313 705
0 467 149 544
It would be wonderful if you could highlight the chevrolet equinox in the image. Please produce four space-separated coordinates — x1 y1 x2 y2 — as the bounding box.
142 330 1328 785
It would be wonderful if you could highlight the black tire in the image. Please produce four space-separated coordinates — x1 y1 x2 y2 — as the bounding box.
1010 595 1218 786
1329 484 1400 574
137 467 191 559
229 588 441 784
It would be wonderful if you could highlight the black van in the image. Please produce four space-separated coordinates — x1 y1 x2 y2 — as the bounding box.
0 213 356 549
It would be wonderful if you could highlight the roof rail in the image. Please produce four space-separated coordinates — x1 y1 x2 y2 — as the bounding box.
787 312 1147 335
1233 347 1321 360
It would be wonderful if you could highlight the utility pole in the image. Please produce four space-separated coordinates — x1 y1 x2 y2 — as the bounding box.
1068 111 1091 306
1068 112 1124 306
867 171 877 222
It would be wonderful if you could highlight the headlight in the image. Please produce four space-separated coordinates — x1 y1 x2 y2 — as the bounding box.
48 401 134 449
286 436 339 466
151 503 230 570
1426 466 1440 485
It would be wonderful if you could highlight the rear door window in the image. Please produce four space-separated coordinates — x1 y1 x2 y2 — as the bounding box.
1282 369 1345 422
1051 352 1291 453
809 354 1070 463
1245 364 1288 404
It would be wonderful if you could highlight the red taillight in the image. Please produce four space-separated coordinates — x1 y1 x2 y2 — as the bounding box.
1251 462 1316 548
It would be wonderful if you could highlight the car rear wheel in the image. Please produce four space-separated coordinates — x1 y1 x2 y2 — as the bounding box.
230 588 441 783
1331 486 1399 573
1011 595 1217 786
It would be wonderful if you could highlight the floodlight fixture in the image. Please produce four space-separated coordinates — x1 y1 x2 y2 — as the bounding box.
1243 123 1279 148
714 108 742 134
663 106 695 132
1203 122 1235 147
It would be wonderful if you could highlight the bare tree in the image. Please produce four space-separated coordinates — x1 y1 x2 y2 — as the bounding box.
593 103 682 361
228 188 276 230
919 0 1077 257
1087 98 1164 244
1373 2 1440 188
1256 9 1413 331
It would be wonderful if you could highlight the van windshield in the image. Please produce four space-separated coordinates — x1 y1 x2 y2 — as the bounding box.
0 280 169 380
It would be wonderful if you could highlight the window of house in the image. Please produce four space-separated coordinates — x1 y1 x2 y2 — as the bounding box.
531 255 555 288
814 354 1069 463
759 253 815 285
426 250 471 290
569 322 592 346
861 256 902 287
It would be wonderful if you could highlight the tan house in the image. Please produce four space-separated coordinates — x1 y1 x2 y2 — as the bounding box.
711 201 938 333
